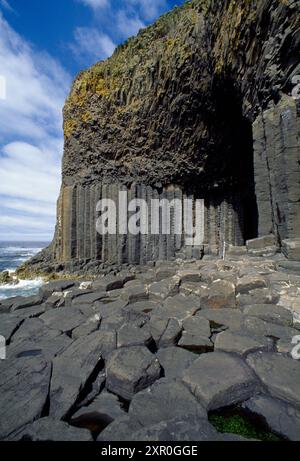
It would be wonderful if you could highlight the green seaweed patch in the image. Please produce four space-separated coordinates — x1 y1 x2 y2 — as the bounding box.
209 408 282 441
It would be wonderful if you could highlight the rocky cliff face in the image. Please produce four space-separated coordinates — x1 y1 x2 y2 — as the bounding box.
27 0 300 272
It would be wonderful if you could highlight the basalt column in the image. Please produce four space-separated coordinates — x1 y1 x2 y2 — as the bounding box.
36 0 299 271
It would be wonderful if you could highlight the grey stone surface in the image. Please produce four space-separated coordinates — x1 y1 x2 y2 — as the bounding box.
203 280 236 309
214 330 273 356
40 307 85 334
183 352 259 410
106 346 162 400
243 304 293 327
246 352 300 409
39 280 76 300
9 417 92 441
10 295 42 312
148 277 180 300
117 324 153 348
282 239 300 261
50 332 105 419
149 315 182 348
0 314 23 342
129 379 207 427
128 415 249 442
197 308 243 330
72 314 101 339
10 317 61 344
72 290 106 305
246 235 276 251
0 357 51 439
242 395 300 441
178 333 213 352
7 333 72 361
159 294 201 321
236 275 267 294
97 415 143 441
71 391 124 431
156 347 197 380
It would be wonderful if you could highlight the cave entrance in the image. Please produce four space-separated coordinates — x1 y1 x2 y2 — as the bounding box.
210 78 259 243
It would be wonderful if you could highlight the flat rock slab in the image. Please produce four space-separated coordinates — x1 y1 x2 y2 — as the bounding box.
203 280 236 309
72 315 101 340
182 316 211 337
129 415 248 442
0 357 51 439
182 352 259 410
236 275 267 294
9 417 92 441
158 294 201 321
40 307 85 334
117 324 153 349
129 379 207 428
0 314 23 342
246 352 300 409
95 299 128 319
10 295 42 312
156 347 197 380
50 332 105 419
10 317 61 344
97 415 143 442
178 333 213 352
7 334 72 361
71 391 124 432
243 304 293 327
72 291 106 306
240 316 299 340
243 395 300 441
196 309 243 330
214 330 273 356
106 346 162 401
148 277 180 301
149 315 182 348
39 281 76 299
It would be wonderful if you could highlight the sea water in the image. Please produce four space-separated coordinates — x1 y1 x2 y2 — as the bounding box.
0 242 49 300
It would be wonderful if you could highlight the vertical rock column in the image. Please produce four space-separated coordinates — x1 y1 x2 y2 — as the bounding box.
253 96 300 243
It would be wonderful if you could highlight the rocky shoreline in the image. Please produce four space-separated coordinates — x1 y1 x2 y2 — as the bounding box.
1 252 300 441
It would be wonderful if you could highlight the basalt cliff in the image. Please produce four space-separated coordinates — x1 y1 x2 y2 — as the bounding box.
21 0 300 276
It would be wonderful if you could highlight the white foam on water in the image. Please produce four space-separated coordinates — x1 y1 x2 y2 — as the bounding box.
0 277 44 300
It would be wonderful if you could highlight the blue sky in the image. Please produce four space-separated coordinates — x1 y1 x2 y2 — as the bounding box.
0 0 185 242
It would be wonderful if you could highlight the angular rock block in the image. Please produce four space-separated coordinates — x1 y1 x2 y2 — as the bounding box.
0 357 51 439
242 395 300 441
214 330 272 356
243 304 293 327
236 275 267 294
129 379 207 427
156 347 197 380
246 235 276 251
182 352 259 410
102 415 249 442
71 391 124 432
106 346 162 401
50 332 106 419
9 417 92 441
148 315 182 348
203 280 236 309
246 352 300 409
282 239 300 261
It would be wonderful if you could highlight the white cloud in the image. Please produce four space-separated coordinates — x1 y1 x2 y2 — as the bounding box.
71 26 116 61
127 0 167 21
0 13 70 241
116 11 145 38
79 0 108 10
0 0 13 12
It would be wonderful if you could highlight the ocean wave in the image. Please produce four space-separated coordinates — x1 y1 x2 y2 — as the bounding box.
0 277 44 300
